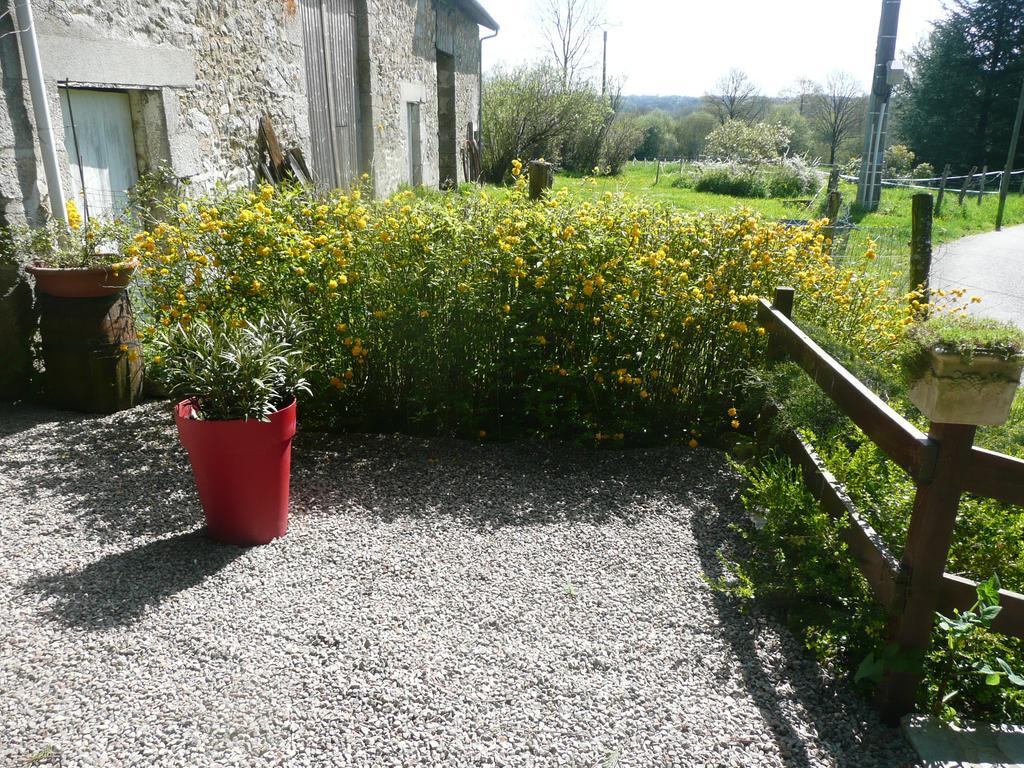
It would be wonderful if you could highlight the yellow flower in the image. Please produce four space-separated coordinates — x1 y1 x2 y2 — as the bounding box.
66 200 82 229
727 407 738 418
731 420 740 429
688 438 699 449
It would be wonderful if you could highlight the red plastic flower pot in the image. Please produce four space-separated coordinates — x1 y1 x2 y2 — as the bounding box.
175 398 297 546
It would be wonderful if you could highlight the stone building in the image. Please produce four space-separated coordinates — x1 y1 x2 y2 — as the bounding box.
0 0 498 227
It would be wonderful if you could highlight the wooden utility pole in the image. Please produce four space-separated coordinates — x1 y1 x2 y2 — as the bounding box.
909 193 933 305
857 0 903 211
934 164 950 216
997 74 1024 230
601 30 608 97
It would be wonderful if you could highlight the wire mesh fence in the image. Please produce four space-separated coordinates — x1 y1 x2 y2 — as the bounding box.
830 224 911 290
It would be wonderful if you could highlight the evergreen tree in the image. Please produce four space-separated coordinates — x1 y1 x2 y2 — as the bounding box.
896 0 1024 172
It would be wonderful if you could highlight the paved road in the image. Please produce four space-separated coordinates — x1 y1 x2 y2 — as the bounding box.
931 224 1024 328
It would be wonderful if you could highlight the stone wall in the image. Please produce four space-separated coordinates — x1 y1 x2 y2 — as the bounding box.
0 0 485 224
0 0 310 226
364 0 481 196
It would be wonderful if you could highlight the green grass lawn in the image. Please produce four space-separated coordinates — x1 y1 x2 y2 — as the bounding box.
555 161 1024 247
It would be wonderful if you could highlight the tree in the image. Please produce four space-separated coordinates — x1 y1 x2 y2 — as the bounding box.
674 112 717 158
702 69 765 124
791 77 818 117
536 0 604 88
480 65 595 182
633 110 680 159
766 104 813 157
703 120 792 162
808 71 865 165
601 113 646 174
896 0 1024 171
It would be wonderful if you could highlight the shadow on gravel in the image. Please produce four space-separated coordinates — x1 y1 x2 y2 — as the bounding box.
0 401 202 542
692 503 915 768
0 403 61 440
25 530 244 630
290 431 698 529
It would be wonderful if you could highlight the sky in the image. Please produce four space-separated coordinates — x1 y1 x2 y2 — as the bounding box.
479 0 949 96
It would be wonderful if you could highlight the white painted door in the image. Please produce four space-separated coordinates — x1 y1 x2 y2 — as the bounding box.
59 89 139 220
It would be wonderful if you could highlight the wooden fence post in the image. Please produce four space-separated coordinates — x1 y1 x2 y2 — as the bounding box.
934 164 950 217
909 193 933 306
1019 171 1024 195
528 160 553 201
767 287 795 360
654 160 662 186
978 165 988 205
825 191 842 252
877 421 978 724
828 167 841 195
958 166 977 206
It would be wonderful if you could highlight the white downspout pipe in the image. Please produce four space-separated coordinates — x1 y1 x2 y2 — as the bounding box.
12 0 67 224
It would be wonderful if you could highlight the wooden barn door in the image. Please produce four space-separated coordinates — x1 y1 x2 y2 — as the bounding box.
300 0 360 189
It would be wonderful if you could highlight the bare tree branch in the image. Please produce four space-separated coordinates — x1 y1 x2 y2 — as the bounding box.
536 0 604 89
702 69 765 124
809 71 865 165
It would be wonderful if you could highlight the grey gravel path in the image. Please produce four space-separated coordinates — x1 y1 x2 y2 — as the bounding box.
0 402 916 767
931 223 1024 329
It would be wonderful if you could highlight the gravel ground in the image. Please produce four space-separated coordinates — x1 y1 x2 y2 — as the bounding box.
0 401 917 768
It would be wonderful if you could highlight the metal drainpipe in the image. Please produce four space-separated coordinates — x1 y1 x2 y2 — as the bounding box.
12 0 68 224
478 27 498 168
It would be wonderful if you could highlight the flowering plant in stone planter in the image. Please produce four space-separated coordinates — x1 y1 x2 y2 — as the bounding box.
152 310 310 545
903 315 1024 426
16 201 137 298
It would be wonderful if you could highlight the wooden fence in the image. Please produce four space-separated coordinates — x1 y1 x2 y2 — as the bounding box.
758 287 1024 723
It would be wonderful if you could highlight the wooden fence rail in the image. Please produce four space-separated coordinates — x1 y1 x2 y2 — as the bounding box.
758 287 1024 723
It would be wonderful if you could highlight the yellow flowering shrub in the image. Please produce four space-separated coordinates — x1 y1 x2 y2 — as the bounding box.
133 172 924 440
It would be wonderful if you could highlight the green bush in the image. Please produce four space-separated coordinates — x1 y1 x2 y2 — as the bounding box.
481 65 642 180
132 173 911 442
692 164 767 197
704 120 793 162
679 159 820 199
729 332 1024 722
761 158 821 198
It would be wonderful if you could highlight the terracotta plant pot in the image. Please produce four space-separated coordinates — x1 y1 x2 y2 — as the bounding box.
175 398 297 546
908 350 1024 426
25 263 134 298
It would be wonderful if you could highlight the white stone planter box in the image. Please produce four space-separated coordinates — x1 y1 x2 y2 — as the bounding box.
909 350 1023 426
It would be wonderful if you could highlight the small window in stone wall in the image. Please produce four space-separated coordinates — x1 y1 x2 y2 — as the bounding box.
59 88 140 220
407 102 423 186
60 86 172 222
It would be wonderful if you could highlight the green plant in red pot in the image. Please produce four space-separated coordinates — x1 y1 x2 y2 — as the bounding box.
152 310 311 545
19 201 136 298
14 201 142 412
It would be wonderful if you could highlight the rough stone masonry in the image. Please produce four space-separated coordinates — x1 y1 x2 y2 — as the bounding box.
0 0 487 228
